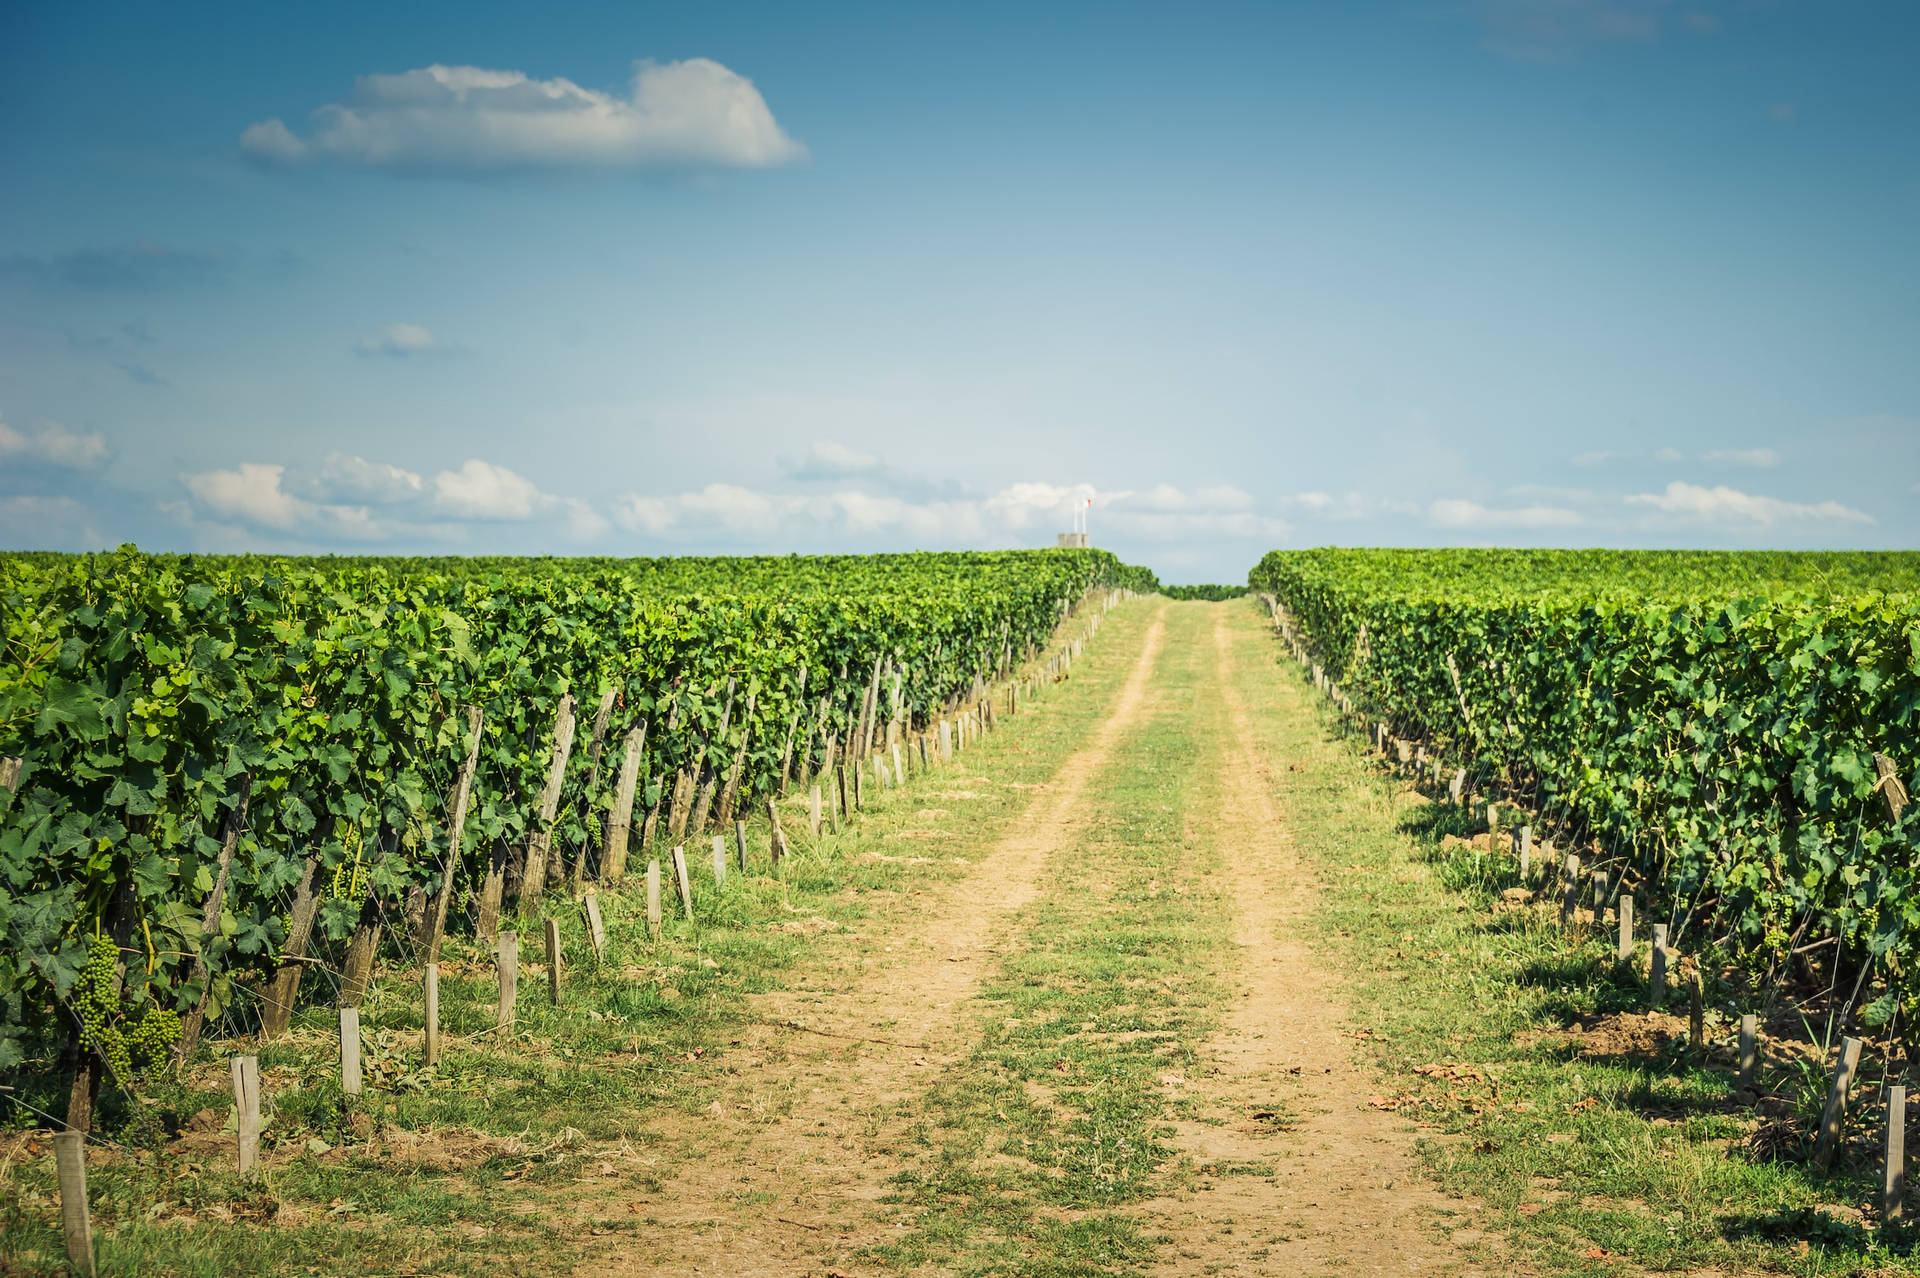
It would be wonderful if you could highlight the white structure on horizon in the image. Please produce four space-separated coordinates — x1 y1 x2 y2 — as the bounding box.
1057 494 1093 548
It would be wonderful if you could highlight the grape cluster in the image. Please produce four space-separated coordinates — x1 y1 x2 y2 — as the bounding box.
72 932 182 1081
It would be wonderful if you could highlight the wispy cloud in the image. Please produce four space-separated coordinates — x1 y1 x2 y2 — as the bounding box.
1428 497 1582 530
0 415 110 469
243 59 805 172
1625 481 1873 526
0 244 223 290
1703 447 1781 468
356 323 445 357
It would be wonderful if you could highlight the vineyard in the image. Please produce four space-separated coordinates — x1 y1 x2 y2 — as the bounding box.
1251 548 1920 1045
0 547 1154 1135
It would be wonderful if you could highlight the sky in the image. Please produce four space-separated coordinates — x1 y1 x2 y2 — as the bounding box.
1 0 1915 583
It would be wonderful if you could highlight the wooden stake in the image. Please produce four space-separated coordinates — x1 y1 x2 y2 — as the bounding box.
1449 769 1465 805
545 917 562 1004
766 797 789 865
646 861 662 934
735 819 749 873
426 705 485 961
1486 804 1500 838
177 774 253 1068
1688 970 1705 1046
604 725 646 884
497 931 518 1031
231 1055 260 1175
1886 1084 1907 1224
712 834 727 889
521 694 577 912
1617 895 1634 962
672 844 694 919
1874 753 1909 823
809 786 822 838
424 963 441 1066
1518 825 1532 879
1650 923 1669 1005
584 890 607 961
1559 853 1582 925
1738 1013 1758 1089
892 742 905 787
339 1007 362 1095
1814 1036 1864 1167
54 1129 95 1277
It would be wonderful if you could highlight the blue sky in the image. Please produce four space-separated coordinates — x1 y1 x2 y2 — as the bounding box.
2 0 1915 582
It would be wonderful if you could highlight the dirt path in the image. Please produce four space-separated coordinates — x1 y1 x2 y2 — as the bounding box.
593 605 1171 1276
1132 607 1482 1276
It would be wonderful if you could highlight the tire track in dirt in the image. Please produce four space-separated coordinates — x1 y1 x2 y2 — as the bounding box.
588 604 1170 1276
1134 606 1486 1276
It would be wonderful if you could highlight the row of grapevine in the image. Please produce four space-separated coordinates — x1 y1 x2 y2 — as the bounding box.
1250 549 1920 1037
0 547 1154 1125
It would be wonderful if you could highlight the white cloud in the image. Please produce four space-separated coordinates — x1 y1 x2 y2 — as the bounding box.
780 441 881 482
314 452 424 503
357 323 442 357
1653 446 1686 463
1703 447 1781 468
1428 498 1582 530
611 480 1286 547
182 462 385 538
0 415 109 468
1626 481 1874 526
180 453 606 543
243 59 805 171
433 458 545 520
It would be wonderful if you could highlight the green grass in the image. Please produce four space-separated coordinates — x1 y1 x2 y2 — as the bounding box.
1225 597 1918 1277
871 601 1233 1275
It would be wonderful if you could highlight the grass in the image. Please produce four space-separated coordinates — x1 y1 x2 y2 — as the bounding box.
0 602 1133 1278
1225 597 1919 1276
870 601 1236 1275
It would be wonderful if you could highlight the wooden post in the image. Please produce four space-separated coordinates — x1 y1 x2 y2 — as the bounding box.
734 819 748 873
712 834 727 889
584 890 607 961
176 774 253 1068
1486 804 1499 838
1590 871 1610 920
1518 825 1532 880
809 786 822 838
892 742 905 787
426 705 485 961
1814 1037 1864 1167
1650 923 1669 1005
339 1007 362 1095
646 861 662 934
1688 970 1705 1046
1448 769 1465 805
54 1129 95 1277
672 845 694 919
1617 895 1634 962
939 719 952 762
521 694 577 912
1874 753 1909 822
262 847 324 1038
1559 853 1582 924
231 1055 260 1175
545 917 563 1004
1886 1084 1907 1224
603 725 646 884
835 765 849 830
767 798 789 865
497 932 518 1031
424 963 441 1066
1738 1014 1758 1089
